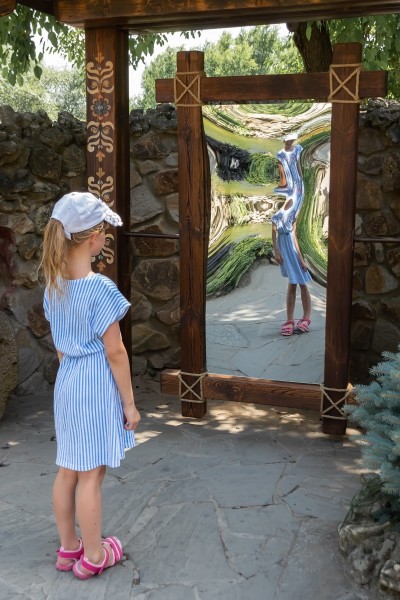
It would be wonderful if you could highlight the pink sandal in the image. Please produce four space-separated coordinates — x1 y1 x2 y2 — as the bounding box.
296 317 311 333
56 538 84 571
281 320 295 336
72 536 123 580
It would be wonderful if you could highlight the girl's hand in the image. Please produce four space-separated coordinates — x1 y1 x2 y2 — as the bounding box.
300 257 308 271
123 402 141 430
275 250 283 265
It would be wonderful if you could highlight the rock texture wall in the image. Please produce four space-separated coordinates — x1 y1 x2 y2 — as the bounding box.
0 106 87 409
0 100 399 415
129 105 180 374
351 99 400 382
0 104 180 415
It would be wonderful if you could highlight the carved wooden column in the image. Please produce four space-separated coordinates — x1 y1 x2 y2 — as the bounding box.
85 27 131 354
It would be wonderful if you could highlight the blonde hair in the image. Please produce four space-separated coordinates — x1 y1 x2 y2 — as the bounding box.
41 218 105 298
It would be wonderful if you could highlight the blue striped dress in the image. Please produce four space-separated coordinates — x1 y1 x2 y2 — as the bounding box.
43 273 135 471
271 144 311 285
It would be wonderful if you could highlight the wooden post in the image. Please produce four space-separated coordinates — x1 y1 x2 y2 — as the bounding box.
322 43 362 434
175 51 210 418
85 27 132 359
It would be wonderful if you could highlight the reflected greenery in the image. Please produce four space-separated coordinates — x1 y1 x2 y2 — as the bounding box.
207 235 273 297
206 102 330 296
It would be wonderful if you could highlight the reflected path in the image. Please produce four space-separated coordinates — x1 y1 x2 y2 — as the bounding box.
206 261 326 384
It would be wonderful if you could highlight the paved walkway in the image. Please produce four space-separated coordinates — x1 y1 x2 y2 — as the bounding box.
0 377 371 600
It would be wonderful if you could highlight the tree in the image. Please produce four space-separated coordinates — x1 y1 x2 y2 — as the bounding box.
1 7 398 98
132 26 303 110
0 64 86 120
345 348 400 498
288 15 400 97
131 45 184 110
0 5 198 85
0 6 78 85
237 25 302 75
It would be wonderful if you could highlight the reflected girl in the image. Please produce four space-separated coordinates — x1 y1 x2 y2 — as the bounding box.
271 132 312 336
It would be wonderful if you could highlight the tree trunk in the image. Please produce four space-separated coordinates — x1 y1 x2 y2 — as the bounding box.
287 21 333 73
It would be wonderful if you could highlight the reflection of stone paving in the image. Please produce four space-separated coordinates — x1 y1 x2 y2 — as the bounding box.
206 261 326 383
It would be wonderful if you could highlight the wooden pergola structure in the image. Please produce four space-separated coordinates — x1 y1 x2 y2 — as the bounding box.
1 1 397 435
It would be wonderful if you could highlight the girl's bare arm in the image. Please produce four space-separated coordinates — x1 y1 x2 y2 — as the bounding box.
103 321 141 430
293 223 307 270
272 224 283 264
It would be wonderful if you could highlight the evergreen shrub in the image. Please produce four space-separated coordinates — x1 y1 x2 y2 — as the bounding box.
345 349 400 499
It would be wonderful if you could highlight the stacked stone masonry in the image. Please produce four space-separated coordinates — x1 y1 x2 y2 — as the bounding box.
351 99 400 382
0 100 399 415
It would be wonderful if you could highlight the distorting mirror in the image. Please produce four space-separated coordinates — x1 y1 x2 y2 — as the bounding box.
205 102 331 384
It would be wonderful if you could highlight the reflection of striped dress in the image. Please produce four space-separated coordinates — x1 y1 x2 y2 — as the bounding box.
44 273 135 471
271 144 311 285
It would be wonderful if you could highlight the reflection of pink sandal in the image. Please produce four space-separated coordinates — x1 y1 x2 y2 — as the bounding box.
281 320 295 336
72 536 123 580
297 318 311 333
56 538 84 571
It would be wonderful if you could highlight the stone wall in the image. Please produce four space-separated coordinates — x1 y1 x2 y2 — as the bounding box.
351 99 400 382
0 100 399 415
0 104 180 413
129 105 180 374
0 106 87 415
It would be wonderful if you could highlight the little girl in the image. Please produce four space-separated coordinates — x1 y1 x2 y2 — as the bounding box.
42 191 141 579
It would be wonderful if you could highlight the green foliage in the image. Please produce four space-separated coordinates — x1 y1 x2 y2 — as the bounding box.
0 65 86 121
133 25 303 110
328 15 400 97
0 6 80 85
296 163 328 285
0 6 198 89
345 348 400 498
129 31 200 69
206 235 272 297
341 473 400 529
246 153 279 185
131 45 184 109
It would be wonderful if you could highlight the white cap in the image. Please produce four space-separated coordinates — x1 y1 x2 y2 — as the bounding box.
51 191 122 239
283 132 298 142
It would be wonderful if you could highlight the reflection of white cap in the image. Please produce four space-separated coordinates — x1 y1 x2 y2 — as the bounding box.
51 192 122 240
284 132 298 142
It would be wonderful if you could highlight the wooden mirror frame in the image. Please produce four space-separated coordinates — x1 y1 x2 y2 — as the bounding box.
157 43 387 435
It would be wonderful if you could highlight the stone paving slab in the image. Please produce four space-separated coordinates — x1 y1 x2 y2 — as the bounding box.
0 377 374 600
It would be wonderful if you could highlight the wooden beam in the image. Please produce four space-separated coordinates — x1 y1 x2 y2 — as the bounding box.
18 0 55 15
161 370 321 411
176 51 211 419
156 71 387 105
0 0 16 16
56 0 400 30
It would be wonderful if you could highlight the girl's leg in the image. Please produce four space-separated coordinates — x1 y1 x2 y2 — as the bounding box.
299 284 312 319
53 467 80 564
286 283 297 321
76 466 106 564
